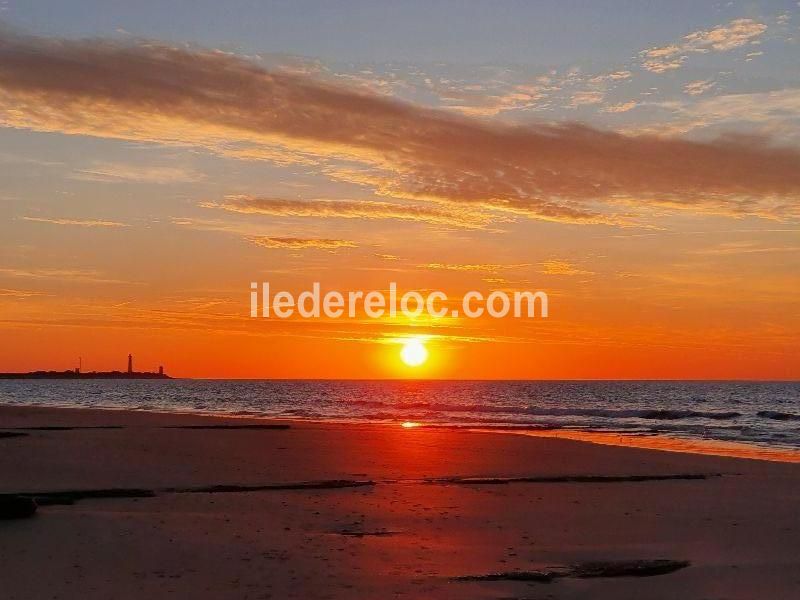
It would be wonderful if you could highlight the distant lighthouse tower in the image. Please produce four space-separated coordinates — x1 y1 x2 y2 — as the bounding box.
127 354 133 374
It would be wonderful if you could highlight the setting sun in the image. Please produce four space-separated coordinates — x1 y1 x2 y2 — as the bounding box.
400 339 428 367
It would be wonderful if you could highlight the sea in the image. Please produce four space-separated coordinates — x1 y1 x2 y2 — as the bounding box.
1 379 799 451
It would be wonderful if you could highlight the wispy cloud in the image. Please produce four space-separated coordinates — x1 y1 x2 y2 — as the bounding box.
0 267 138 284
683 18 767 51
202 195 498 229
421 263 530 272
641 18 767 73
247 236 357 250
569 90 605 108
692 241 800 256
1 30 799 225
589 70 633 84
174 216 364 249
22 216 128 227
72 161 202 184
0 288 49 298
640 45 687 74
437 83 545 116
684 79 717 96
653 88 800 141
540 260 594 276
603 100 638 113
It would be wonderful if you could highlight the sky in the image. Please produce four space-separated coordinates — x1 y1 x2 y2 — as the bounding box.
0 1 799 379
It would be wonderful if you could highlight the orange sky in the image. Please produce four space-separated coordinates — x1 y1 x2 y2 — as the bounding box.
1 24 799 379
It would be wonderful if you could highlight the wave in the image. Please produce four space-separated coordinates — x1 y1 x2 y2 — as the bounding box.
344 399 741 421
757 410 800 421
518 407 742 420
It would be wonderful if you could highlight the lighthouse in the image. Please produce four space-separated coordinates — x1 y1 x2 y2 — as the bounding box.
127 354 133 374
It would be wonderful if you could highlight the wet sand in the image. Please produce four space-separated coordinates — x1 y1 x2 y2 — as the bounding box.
1 404 799 599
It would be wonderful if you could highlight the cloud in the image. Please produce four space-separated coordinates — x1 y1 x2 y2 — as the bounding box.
641 19 767 73
683 79 717 96
653 88 800 142
0 267 137 284
602 101 638 113
683 18 767 51
22 216 128 227
72 161 202 184
1 30 799 224
0 288 49 298
421 263 529 272
585 71 634 113
540 260 594 276
247 236 357 250
589 70 633 84
640 45 687 73
173 216 365 247
569 90 605 107
437 83 545 116
202 195 498 229
171 216 276 237
692 240 800 255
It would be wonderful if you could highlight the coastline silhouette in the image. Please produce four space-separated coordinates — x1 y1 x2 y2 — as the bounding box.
0 354 170 379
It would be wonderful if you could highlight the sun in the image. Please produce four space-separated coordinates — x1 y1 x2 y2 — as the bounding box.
400 338 428 367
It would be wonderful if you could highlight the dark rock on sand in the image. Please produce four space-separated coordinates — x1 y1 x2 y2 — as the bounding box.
26 488 157 506
571 559 690 578
454 559 690 584
432 473 712 485
13 426 123 431
164 424 290 430
335 528 399 537
0 495 38 519
181 479 375 494
0 426 123 432
454 570 559 583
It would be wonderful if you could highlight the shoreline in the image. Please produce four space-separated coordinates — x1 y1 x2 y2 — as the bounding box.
3 401 799 464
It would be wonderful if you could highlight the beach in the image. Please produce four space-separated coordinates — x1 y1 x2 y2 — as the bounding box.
2 405 799 599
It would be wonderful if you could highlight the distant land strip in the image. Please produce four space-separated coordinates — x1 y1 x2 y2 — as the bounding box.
0 371 171 379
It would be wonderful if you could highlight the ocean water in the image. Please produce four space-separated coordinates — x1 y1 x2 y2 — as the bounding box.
1 379 799 450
